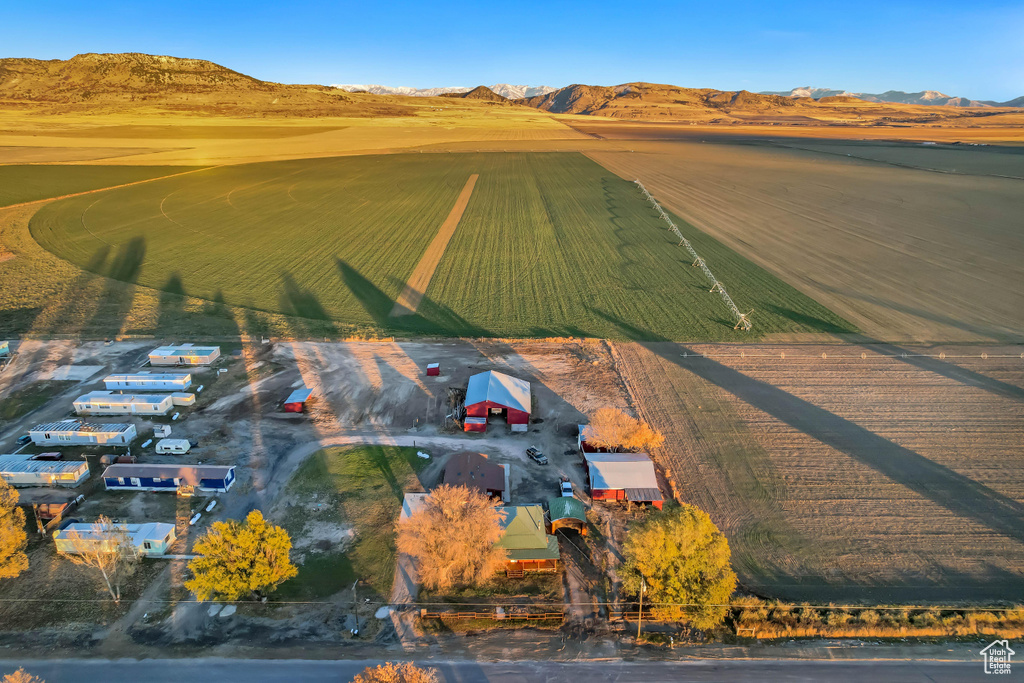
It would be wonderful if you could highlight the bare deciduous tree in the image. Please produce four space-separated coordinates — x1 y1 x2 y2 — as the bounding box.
397 484 506 591
352 662 438 683
58 515 139 603
583 408 665 452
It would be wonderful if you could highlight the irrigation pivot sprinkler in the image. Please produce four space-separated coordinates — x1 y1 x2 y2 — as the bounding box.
634 180 753 332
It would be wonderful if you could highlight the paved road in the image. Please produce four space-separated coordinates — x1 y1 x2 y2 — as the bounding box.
0 658 994 682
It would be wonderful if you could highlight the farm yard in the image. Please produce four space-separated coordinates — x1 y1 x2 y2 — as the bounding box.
24 152 853 341
613 341 1024 602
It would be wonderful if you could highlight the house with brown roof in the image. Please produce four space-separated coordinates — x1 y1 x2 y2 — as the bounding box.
442 451 508 500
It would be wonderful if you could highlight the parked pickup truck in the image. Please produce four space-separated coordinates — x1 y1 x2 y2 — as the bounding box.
526 446 548 465
559 476 574 497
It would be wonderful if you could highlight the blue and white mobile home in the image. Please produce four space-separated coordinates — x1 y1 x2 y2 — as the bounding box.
102 464 236 493
104 372 192 392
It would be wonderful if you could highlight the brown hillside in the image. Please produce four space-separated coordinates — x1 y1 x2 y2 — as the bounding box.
0 53 414 117
440 85 509 103
519 82 1020 126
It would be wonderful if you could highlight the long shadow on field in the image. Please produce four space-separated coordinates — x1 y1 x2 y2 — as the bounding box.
766 304 860 335
278 272 339 339
335 259 490 337
82 236 146 336
595 309 1024 547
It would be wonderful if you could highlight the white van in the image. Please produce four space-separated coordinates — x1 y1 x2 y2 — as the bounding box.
155 438 191 455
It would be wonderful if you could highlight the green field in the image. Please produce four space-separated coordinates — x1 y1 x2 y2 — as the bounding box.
0 165 200 208
27 152 854 340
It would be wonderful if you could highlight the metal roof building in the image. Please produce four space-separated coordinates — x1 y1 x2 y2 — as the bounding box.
284 388 313 413
465 371 531 432
54 522 177 556
102 464 236 493
74 391 175 416
0 457 90 487
29 421 137 446
496 505 559 575
104 372 192 392
148 344 221 366
583 452 664 509
548 496 587 536
399 492 429 522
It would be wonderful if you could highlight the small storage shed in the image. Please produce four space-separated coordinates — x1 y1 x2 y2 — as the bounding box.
0 341 8 357
102 464 236 493
426 363 440 376
464 371 531 433
148 344 221 366
30 420 136 446
442 451 506 499
54 522 177 557
104 372 192 392
284 388 313 413
548 496 587 535
74 391 175 416
584 453 664 509
496 505 560 576
0 457 90 488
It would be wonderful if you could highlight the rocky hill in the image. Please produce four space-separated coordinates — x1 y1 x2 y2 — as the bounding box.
440 85 509 103
0 53 414 116
763 86 1022 108
519 82 1021 124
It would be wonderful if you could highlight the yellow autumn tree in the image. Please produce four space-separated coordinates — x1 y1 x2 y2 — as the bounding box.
397 484 506 591
352 662 437 683
0 478 28 580
3 668 45 683
185 509 297 601
583 408 665 452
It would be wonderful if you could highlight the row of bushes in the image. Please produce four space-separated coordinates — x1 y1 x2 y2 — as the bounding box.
730 598 1024 639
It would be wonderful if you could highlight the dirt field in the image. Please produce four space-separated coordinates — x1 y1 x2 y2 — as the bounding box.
587 139 1024 343
613 341 1024 602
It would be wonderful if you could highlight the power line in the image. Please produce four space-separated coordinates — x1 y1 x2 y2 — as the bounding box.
635 180 752 332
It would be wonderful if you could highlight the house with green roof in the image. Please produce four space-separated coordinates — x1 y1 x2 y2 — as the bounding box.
496 505 560 576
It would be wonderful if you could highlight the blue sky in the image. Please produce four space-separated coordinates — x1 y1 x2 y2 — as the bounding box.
5 1 1023 100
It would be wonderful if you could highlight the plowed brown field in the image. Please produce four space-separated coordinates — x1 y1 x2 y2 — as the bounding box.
613 341 1024 602
588 140 1024 343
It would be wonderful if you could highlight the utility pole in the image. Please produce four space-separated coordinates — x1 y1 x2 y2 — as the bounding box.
636 576 646 640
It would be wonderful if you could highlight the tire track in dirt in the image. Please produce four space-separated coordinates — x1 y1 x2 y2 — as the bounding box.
390 173 478 316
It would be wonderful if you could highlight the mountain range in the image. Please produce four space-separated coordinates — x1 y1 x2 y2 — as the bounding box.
333 83 556 99
761 87 1022 108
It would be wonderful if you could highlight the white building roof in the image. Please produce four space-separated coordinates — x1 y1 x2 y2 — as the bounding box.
149 344 219 357
0 458 89 475
584 452 659 491
399 492 429 521
105 373 192 383
465 371 531 413
75 391 172 405
30 420 133 434
55 522 175 547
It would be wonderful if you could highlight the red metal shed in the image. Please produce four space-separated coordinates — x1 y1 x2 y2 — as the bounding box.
584 452 664 510
426 363 440 376
464 371 531 432
284 388 313 413
463 417 487 433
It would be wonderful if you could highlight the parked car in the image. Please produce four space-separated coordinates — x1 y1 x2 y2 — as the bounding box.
526 446 548 465
559 476 574 497
16 434 31 446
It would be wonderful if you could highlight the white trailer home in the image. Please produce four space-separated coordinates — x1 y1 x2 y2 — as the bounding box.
74 391 174 416
0 457 90 488
103 372 192 392
29 421 137 446
148 344 221 366
54 522 177 556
